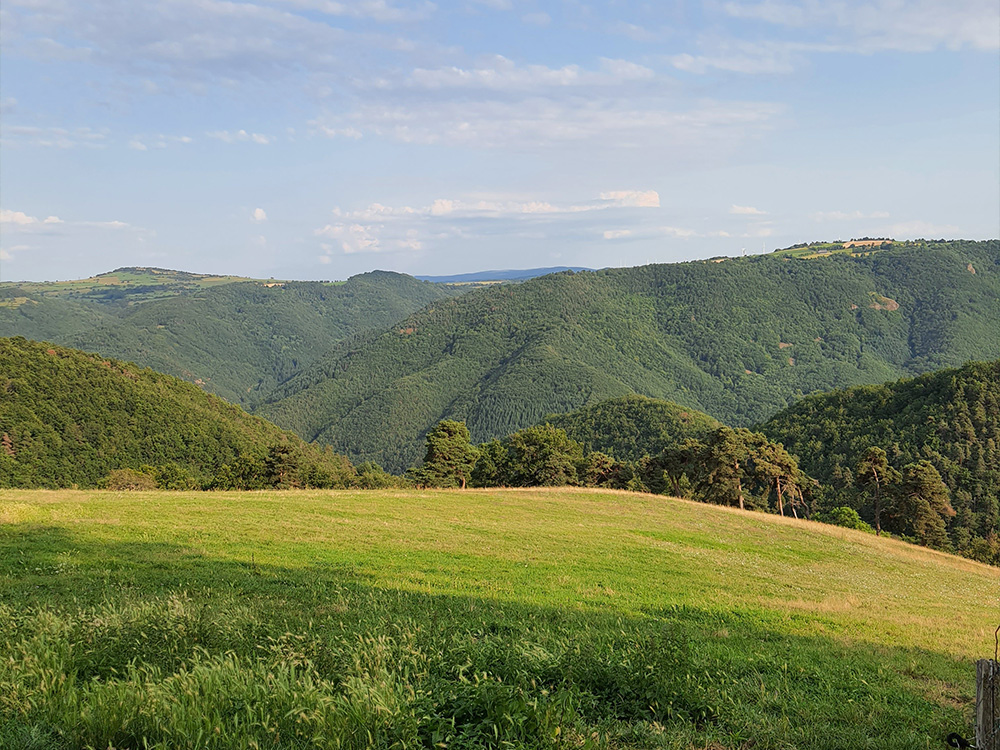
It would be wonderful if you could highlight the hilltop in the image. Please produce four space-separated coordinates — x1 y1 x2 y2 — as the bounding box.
0 337 354 489
259 240 999 471
543 394 720 461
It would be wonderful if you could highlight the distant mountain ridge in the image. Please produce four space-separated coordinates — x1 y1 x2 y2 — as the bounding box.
0 270 466 406
258 240 1000 471
416 267 594 283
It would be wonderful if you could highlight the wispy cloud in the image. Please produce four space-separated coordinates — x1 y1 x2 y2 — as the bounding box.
730 204 767 215
312 98 780 150
1 125 108 149
207 129 272 145
315 189 662 258
723 0 1000 52
811 209 890 221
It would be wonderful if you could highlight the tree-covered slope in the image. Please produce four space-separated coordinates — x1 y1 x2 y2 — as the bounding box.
543 395 720 461
1 271 464 406
759 359 1000 557
0 289 115 342
258 241 1000 471
0 337 352 488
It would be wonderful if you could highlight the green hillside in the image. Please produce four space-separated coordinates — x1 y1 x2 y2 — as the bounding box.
0 337 353 489
259 240 1000 471
1 271 464 406
0 266 276 306
2 487 994 748
760 359 1000 561
544 395 720 461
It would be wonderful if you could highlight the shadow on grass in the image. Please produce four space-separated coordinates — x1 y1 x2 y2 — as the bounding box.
0 523 977 750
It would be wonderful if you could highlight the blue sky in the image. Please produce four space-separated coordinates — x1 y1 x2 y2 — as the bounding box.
1 0 997 281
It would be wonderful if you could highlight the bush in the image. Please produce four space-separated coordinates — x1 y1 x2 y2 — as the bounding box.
818 506 874 533
100 468 157 491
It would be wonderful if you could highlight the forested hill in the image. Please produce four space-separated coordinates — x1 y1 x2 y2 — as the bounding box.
0 271 464 406
760 359 999 557
258 240 999 472
0 337 354 489
543 395 720 461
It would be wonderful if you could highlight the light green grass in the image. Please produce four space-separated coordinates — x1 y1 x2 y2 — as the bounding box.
1 488 995 749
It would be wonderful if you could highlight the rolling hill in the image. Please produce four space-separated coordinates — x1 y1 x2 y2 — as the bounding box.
1 270 465 406
760 359 1000 560
258 240 1000 471
543 394 720 461
0 336 353 488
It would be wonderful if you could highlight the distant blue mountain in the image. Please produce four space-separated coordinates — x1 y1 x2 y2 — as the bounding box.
416 266 594 283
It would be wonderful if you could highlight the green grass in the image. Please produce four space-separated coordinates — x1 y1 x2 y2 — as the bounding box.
1 488 995 749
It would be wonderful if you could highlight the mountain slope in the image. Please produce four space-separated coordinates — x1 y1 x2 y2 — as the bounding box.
1 271 465 406
258 241 1000 471
760 359 1000 558
0 337 352 488
544 395 721 461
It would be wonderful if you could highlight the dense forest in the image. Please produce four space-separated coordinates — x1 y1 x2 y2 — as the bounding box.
0 337 355 489
544 395 720 461
761 359 1000 562
259 241 999 471
0 271 464 406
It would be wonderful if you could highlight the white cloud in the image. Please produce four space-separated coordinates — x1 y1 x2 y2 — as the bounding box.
661 226 699 238
603 229 632 239
723 0 1000 52
811 209 890 221
0 209 38 226
522 12 550 26
469 0 512 9
252 208 268 222
313 98 780 150
879 220 960 238
407 56 655 91
128 139 148 151
601 190 661 208
315 223 382 253
207 129 272 145
1 125 108 149
730 204 767 215
273 0 436 23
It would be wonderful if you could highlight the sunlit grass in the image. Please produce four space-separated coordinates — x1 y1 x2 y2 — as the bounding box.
1 488 995 749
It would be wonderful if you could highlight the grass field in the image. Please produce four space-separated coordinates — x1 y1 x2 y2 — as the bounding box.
1 488 996 749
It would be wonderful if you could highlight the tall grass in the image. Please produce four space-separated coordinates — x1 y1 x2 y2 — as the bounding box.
1 488 995 748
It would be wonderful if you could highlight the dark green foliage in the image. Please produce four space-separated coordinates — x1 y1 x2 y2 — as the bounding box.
891 461 955 549
650 428 809 516
411 419 479 488
1 271 465 407
0 337 355 489
502 424 586 487
468 425 589 488
816 506 875 532
545 395 720 461
760 359 1000 559
260 241 1000 471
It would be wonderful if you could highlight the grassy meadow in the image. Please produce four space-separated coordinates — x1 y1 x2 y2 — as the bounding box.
1 487 996 749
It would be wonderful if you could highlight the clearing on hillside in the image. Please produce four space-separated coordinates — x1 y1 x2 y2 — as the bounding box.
1 487 995 749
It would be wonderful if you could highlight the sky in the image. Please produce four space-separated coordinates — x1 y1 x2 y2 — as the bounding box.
1 0 998 282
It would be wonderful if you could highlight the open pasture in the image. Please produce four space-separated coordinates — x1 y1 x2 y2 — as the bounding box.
1 488 996 749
